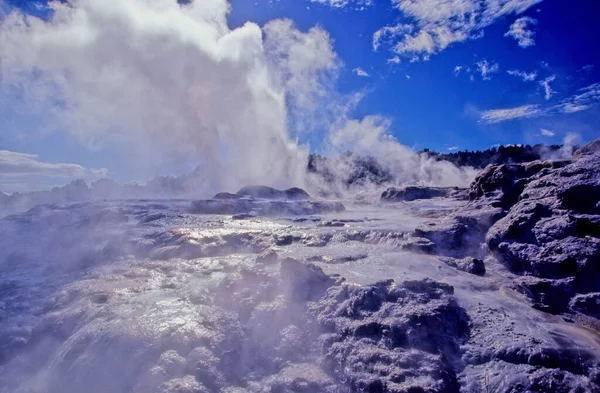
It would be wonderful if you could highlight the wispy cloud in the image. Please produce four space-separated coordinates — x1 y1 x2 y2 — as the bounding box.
0 150 107 191
540 75 556 100
540 128 555 137
455 59 499 81
507 69 537 82
476 59 499 80
480 82 600 123
374 0 544 60
480 104 543 124
551 82 600 113
308 0 373 9
505 17 537 48
353 67 370 77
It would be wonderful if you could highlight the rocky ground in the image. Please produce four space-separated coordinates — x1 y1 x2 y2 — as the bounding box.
0 142 599 393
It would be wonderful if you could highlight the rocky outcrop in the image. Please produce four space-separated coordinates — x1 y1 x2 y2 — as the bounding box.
483 153 600 315
574 138 600 158
406 148 600 319
462 151 600 316
381 186 467 202
236 185 311 200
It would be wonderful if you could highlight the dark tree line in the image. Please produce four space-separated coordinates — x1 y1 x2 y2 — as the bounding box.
419 143 567 169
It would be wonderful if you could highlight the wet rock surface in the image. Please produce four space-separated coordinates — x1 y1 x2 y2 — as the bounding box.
191 198 345 216
1 156 600 392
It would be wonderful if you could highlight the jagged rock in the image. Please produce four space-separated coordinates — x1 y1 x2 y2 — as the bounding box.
468 160 570 208
236 185 310 200
381 186 465 202
439 256 485 275
312 279 470 393
574 138 600 158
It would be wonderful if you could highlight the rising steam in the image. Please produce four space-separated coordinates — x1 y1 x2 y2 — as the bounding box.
0 0 339 191
0 0 475 196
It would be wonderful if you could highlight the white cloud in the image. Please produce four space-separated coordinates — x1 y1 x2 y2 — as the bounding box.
476 59 499 80
507 69 537 82
454 65 463 76
540 128 555 137
375 0 544 60
387 56 401 64
0 150 106 191
480 104 542 123
540 75 556 100
0 0 343 192
505 16 537 48
480 82 600 123
353 67 370 77
447 146 459 151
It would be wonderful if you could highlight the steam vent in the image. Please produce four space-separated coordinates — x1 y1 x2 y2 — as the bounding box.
1 0 600 392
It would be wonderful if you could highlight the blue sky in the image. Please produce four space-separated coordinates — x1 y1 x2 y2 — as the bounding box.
0 0 599 192
228 0 600 150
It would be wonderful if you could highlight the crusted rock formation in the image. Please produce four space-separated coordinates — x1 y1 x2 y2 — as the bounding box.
381 186 467 202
